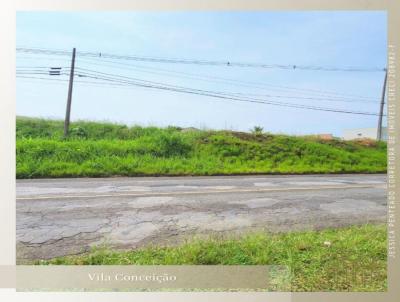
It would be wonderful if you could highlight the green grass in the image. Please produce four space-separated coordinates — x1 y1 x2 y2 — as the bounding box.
38 224 387 292
16 116 387 178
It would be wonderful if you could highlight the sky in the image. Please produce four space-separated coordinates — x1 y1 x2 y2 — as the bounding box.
16 11 387 136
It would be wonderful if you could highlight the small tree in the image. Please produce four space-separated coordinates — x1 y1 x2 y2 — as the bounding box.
251 126 264 136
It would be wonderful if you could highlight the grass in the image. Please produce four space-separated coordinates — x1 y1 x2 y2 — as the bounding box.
38 224 387 292
18 118 387 291
16 117 387 178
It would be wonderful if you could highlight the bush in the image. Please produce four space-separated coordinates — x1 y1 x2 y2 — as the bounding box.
251 126 264 135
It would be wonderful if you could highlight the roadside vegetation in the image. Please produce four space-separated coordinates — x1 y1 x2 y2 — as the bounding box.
38 224 387 292
17 117 387 178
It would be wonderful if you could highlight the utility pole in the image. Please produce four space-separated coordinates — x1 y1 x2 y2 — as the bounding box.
64 48 76 137
377 68 388 141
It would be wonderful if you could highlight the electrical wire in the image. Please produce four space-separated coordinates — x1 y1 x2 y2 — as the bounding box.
75 57 380 102
16 73 383 116
16 47 385 73
17 49 382 101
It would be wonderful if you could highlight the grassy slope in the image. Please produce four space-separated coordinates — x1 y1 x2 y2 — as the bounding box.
16 117 387 178
39 224 387 291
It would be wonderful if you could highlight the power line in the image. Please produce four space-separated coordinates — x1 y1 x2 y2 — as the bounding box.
16 66 69 69
229 92 377 104
19 52 378 100
72 68 376 103
16 54 71 63
17 49 381 101
16 72 382 116
73 67 379 104
16 47 385 73
17 67 379 105
15 47 384 116
76 57 379 102
68 73 386 116
16 75 150 89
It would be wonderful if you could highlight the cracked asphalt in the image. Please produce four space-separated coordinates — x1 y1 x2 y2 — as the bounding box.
16 174 387 262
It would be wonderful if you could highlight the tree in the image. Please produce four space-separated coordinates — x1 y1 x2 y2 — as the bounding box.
251 126 264 136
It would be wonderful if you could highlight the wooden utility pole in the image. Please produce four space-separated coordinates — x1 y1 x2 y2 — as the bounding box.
64 48 76 137
377 68 388 141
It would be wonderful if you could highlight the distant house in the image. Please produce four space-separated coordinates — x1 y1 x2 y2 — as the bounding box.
315 134 334 140
342 127 387 141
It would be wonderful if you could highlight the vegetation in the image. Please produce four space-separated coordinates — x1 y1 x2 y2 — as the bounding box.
38 224 387 292
17 117 387 178
251 125 264 135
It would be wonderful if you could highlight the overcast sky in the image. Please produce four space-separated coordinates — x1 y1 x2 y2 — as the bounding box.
16 11 387 136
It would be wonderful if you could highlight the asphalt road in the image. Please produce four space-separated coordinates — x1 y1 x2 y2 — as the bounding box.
16 174 387 262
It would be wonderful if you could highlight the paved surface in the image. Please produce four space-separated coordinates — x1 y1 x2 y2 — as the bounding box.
16 174 387 262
